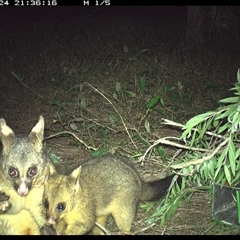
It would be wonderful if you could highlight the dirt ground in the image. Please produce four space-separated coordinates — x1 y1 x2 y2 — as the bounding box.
1 6 240 235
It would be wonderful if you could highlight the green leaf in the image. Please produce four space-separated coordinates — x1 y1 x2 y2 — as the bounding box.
160 97 165 107
179 176 185 190
139 76 146 92
189 129 197 147
237 69 240 83
185 191 193 203
230 111 239 123
183 112 215 130
216 146 228 168
224 164 231 185
219 97 239 104
112 93 118 100
197 122 202 135
91 149 109 157
144 119 151 133
215 104 235 120
208 157 216 178
217 123 230 134
81 98 88 108
213 120 219 127
69 123 78 131
207 117 214 130
115 81 121 92
49 153 61 164
123 44 129 53
125 91 136 98
228 138 236 176
140 202 154 213
232 171 240 184
138 49 149 54
134 134 149 145
109 113 118 123
215 170 225 185
155 146 166 158
68 87 78 95
235 148 240 159
181 112 215 139
202 162 209 181
146 96 160 109
165 201 179 222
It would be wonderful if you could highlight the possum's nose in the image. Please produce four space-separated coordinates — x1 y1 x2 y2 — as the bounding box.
48 216 56 225
18 181 29 196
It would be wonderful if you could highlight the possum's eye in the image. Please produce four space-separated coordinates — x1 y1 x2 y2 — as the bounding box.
56 203 66 212
28 166 38 177
8 167 18 178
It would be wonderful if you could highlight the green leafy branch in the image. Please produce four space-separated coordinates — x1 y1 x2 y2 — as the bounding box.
143 69 240 227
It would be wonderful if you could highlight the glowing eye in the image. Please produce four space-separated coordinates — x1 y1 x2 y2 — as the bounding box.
57 203 66 212
28 166 37 177
8 167 18 178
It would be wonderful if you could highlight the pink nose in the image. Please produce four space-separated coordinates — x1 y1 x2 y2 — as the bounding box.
17 187 28 196
18 182 29 196
48 216 56 225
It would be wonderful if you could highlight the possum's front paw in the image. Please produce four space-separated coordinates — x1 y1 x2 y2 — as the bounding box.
0 191 9 202
0 192 11 213
40 224 57 235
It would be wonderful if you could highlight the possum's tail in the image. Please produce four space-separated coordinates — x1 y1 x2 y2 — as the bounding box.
141 174 180 201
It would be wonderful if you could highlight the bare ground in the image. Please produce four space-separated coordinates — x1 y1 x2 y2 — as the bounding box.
1 6 240 235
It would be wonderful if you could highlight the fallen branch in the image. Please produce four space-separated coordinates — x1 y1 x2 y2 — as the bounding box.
171 136 229 169
138 136 208 163
44 131 97 151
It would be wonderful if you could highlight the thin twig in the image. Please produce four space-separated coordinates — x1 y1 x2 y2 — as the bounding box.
132 223 156 235
10 71 45 100
85 82 138 150
44 131 97 151
94 222 111 235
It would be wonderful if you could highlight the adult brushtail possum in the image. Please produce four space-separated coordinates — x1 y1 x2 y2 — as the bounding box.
0 116 56 235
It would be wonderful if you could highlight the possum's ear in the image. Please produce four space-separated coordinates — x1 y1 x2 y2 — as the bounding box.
71 166 82 179
0 118 15 137
0 118 16 155
28 116 44 153
45 164 56 182
49 164 56 175
71 166 82 192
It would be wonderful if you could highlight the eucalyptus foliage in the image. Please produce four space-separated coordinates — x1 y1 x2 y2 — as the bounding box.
145 69 240 226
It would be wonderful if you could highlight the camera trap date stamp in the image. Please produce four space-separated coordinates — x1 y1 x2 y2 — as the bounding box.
0 0 58 6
